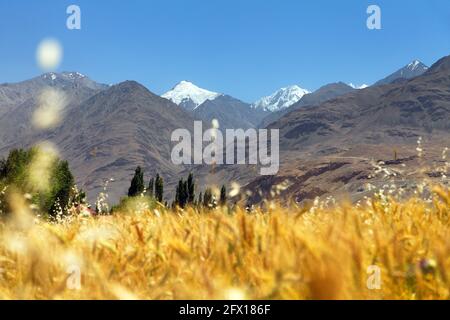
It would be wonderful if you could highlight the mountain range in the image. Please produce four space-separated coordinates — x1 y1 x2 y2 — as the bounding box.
223 57 449 204
0 75 194 203
162 60 430 130
0 58 444 205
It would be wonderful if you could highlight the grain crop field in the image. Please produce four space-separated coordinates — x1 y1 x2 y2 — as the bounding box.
0 186 449 300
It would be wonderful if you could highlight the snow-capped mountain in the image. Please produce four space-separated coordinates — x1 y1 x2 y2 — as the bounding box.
375 60 429 86
39 71 108 91
349 83 369 89
252 85 310 112
162 81 220 110
407 59 427 71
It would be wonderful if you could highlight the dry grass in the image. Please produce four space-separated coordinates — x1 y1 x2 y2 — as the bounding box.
0 186 450 300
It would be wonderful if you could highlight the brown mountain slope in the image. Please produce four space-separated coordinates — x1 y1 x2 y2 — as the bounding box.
0 75 104 150
0 78 195 204
193 94 268 130
271 55 450 150
250 55 450 203
41 81 195 203
192 56 450 204
0 72 106 117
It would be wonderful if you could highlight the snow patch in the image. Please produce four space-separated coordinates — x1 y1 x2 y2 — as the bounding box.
43 73 57 81
349 83 369 90
62 72 86 80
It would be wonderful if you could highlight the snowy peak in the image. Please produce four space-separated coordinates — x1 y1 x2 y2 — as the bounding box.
162 81 220 110
252 85 310 112
375 60 429 86
407 59 427 72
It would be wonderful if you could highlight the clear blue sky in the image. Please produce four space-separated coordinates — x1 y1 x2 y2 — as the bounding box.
0 0 449 102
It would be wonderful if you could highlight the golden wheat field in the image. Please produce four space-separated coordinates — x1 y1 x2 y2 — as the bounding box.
0 186 449 300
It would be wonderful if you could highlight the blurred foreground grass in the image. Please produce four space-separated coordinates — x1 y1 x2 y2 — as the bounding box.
0 186 450 300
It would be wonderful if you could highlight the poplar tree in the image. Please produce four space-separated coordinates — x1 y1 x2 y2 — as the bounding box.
187 173 195 204
128 166 144 197
220 185 227 206
154 174 164 203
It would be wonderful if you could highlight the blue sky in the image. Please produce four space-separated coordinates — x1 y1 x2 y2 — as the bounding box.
0 0 449 102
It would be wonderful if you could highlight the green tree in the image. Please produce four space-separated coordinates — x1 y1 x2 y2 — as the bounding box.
220 185 227 206
128 166 144 197
49 161 75 216
0 148 76 218
0 158 6 178
1 149 33 186
183 180 188 207
174 173 195 208
187 173 195 204
175 178 189 208
177 179 184 207
154 174 164 203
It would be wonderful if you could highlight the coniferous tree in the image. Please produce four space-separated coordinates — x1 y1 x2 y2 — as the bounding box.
128 166 144 197
49 161 75 216
175 178 189 208
154 174 164 203
174 173 195 208
0 158 6 178
183 180 188 206
220 185 227 206
187 173 195 204
180 180 187 208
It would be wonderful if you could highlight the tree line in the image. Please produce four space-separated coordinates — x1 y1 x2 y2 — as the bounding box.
127 166 164 202
127 166 227 209
0 148 82 218
0 147 228 218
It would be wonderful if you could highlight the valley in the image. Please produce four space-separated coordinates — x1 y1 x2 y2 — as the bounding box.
0 57 447 207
